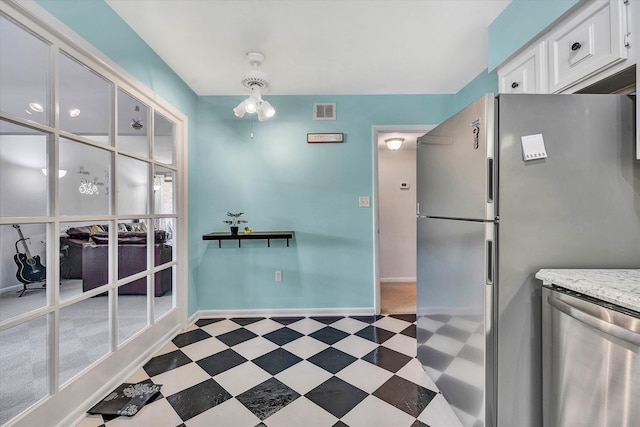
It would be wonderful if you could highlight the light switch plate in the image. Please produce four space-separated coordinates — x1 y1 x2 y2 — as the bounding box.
358 196 370 208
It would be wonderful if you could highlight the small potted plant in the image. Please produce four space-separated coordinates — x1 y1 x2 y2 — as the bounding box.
223 212 247 235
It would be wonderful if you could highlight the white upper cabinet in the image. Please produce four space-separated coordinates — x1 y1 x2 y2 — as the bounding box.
497 0 633 95
499 42 547 94
547 0 628 92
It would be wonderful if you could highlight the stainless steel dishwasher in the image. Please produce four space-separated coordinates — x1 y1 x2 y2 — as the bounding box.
542 285 640 427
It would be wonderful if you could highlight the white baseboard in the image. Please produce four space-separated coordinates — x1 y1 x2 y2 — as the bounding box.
0 283 23 295
196 307 376 318
380 277 416 283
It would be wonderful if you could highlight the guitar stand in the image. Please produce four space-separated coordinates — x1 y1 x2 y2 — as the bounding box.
18 281 46 297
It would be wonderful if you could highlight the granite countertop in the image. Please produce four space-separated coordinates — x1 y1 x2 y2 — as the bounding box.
535 269 640 312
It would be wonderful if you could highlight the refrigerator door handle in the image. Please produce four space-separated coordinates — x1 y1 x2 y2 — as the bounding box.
487 158 494 203
486 240 494 285
425 215 499 224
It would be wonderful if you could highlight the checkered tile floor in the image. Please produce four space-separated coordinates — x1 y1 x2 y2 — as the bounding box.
77 315 463 427
417 314 484 427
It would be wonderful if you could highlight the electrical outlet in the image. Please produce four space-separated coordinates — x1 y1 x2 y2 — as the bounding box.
358 196 370 208
275 271 282 282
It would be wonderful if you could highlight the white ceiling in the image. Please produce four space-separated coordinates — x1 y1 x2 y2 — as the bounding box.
105 0 510 96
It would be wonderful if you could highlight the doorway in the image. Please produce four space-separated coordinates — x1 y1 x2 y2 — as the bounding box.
373 126 433 314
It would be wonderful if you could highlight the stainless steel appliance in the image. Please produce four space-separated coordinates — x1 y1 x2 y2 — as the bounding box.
541 285 640 427
416 94 639 427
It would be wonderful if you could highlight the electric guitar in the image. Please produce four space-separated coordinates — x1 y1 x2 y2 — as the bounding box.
13 224 46 284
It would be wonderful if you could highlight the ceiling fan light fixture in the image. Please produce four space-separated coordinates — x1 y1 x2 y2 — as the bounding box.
233 52 276 121
385 137 404 150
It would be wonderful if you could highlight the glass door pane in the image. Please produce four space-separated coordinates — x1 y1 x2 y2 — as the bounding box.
117 89 149 157
59 138 112 216
59 52 111 144
0 15 51 126
0 120 49 217
153 111 175 165
117 155 149 215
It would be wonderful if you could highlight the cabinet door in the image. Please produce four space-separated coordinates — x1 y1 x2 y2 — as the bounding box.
548 0 628 93
498 42 547 93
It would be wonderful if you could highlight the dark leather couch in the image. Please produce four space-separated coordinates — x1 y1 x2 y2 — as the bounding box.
61 225 172 296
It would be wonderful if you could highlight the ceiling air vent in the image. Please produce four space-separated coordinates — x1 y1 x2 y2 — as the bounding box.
313 103 336 120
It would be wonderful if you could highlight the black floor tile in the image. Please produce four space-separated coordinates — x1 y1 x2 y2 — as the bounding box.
305 376 368 418
216 328 258 347
417 328 434 344
349 315 384 323
411 421 430 427
436 374 484 418
354 325 396 344
308 326 349 345
143 350 192 377
362 346 412 373
307 347 357 374
435 324 473 342
165 378 231 421
389 314 416 323
310 316 344 324
262 327 303 346
400 324 417 338
252 348 302 375
416 345 455 372
230 317 265 326
236 377 300 420
172 329 212 348
426 314 452 323
332 422 349 427
194 318 224 327
458 344 483 366
270 316 305 325
373 375 437 417
196 348 247 376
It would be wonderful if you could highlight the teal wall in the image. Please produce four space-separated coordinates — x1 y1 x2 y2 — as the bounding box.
193 95 455 310
488 0 580 71
35 0 201 315
454 69 498 111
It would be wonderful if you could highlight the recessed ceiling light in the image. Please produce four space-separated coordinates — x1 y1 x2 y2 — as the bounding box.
29 102 44 113
69 108 81 117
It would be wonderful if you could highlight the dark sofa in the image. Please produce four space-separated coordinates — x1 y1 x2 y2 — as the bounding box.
61 225 172 296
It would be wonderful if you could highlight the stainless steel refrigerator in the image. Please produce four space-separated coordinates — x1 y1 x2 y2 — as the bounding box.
416 94 639 427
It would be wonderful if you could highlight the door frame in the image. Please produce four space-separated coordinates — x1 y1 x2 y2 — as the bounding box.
372 124 434 314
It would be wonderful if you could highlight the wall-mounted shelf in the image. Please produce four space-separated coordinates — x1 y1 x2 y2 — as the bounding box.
203 231 294 248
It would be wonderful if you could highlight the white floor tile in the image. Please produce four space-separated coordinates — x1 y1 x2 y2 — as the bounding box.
242 318 285 336
154 341 179 357
417 393 464 427
200 319 241 337
185 397 260 427
282 335 328 359
467 333 484 350
395 359 438 392
335 359 393 393
331 335 378 358
416 316 445 332
442 358 484 390
213 361 272 396
381 333 417 357
232 336 279 360
423 334 465 357
124 367 150 384
286 318 326 335
262 396 338 427
179 336 228 362
329 317 369 334
104 398 184 427
151 362 211 396
373 316 412 333
341 395 416 427
74 415 104 427
274 360 332 395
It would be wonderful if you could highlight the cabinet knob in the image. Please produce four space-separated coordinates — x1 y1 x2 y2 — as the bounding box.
571 42 582 51
511 82 519 89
